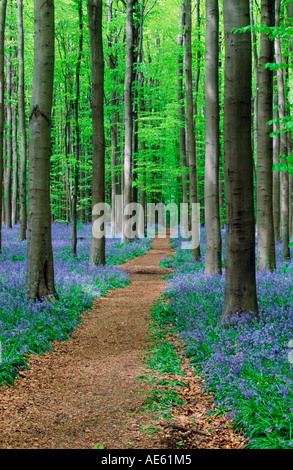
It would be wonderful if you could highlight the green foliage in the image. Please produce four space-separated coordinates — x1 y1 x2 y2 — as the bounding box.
138 300 187 420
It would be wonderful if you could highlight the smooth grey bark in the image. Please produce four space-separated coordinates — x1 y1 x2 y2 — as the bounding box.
256 0 276 271
107 0 121 237
287 3 293 241
18 0 27 242
289 137 293 240
58 30 72 225
275 0 290 260
273 87 281 242
250 0 259 159
122 0 134 242
88 0 106 266
222 0 259 320
194 0 204 226
79 168 85 222
194 0 201 120
131 0 141 208
12 50 18 226
136 2 147 236
71 0 83 256
64 121 71 224
26 0 57 301
177 2 189 206
138 50 147 236
4 19 12 229
204 0 222 275
0 0 7 249
139 144 147 236
184 0 200 260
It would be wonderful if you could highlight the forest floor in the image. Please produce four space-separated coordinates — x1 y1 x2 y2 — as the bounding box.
0 234 246 449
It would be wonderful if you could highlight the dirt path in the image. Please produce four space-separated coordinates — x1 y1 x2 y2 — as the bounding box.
0 235 246 450
0 235 175 449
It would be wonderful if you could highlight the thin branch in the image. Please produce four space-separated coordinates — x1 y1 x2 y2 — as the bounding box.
145 0 158 17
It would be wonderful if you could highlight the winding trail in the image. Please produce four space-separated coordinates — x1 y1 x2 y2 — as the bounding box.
0 235 174 449
0 234 246 450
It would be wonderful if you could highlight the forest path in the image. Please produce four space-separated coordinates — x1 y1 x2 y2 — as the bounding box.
0 234 174 449
0 234 246 449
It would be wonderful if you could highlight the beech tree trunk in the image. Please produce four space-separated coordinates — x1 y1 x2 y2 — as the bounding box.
204 0 222 275
287 3 293 240
222 0 258 320
88 0 106 266
12 51 18 226
288 136 293 240
256 0 276 271
26 0 57 302
108 0 122 237
18 0 27 242
177 2 189 207
139 143 147 236
0 0 7 249
250 0 259 159
275 0 290 260
135 1 146 236
194 1 204 226
184 0 200 260
273 89 281 242
5 19 12 229
64 105 71 225
122 0 134 242
131 0 141 209
71 0 83 256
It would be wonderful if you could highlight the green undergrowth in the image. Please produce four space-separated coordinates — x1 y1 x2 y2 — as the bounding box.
137 299 188 422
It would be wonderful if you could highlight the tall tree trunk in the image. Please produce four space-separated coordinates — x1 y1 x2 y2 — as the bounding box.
79 169 85 222
137 8 147 237
108 0 121 238
64 114 71 224
110 102 120 236
194 0 201 119
250 0 259 159
287 3 293 241
71 0 83 256
12 51 18 226
177 1 189 207
131 0 142 209
218 28 225 229
59 34 73 225
0 0 7 249
184 0 200 260
289 141 293 240
256 0 276 271
275 0 290 259
5 19 12 229
194 0 205 226
204 0 222 275
139 142 147 236
88 0 106 266
18 0 27 242
273 86 281 242
26 0 57 301
222 0 258 320
122 0 134 242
